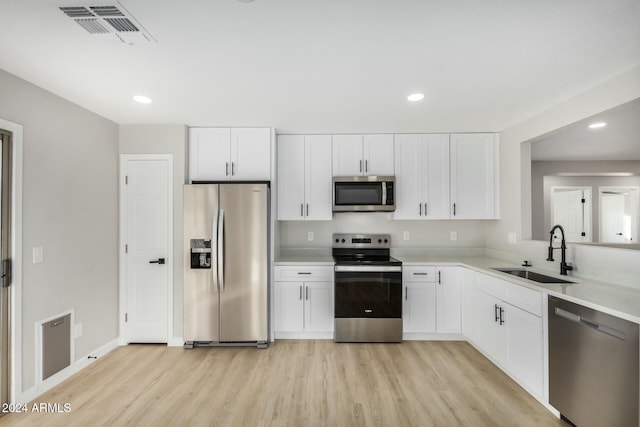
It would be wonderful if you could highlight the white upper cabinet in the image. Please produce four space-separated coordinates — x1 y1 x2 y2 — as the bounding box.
450 133 499 219
277 135 332 221
394 134 450 220
189 127 271 182
332 134 394 176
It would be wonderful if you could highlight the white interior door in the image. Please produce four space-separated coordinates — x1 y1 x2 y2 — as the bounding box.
601 194 626 243
122 155 172 343
552 188 590 242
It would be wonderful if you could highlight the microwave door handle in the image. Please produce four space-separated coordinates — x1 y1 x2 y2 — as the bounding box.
382 182 387 206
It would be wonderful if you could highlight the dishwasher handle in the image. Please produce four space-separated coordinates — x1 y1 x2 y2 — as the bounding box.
554 307 626 341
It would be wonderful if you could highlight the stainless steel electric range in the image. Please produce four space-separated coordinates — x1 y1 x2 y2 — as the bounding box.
332 233 402 343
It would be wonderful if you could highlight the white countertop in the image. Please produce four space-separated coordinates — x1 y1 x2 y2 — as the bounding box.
274 250 640 325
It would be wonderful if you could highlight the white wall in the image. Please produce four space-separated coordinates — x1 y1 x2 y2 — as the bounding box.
0 69 119 391
118 125 188 340
487 66 640 288
280 213 488 249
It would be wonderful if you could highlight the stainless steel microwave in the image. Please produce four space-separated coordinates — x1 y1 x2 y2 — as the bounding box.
333 176 395 212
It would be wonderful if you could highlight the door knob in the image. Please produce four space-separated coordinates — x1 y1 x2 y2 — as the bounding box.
149 258 166 265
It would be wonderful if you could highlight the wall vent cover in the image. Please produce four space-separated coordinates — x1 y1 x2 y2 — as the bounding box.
59 2 156 44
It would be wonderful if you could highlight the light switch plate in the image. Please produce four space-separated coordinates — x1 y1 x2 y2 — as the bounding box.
307 232 314 241
508 232 517 244
33 246 44 264
403 231 410 241
75 323 83 338
450 231 457 241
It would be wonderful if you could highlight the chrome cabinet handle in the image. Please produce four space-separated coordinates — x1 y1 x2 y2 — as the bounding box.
365 160 368 173
231 162 235 176
359 160 363 173
306 204 309 216
419 203 422 216
437 271 441 284
453 203 456 216
305 286 309 301
499 307 505 325
297 272 311 275
300 204 304 217
405 286 408 301
494 304 499 322
413 272 427 276
424 203 428 216
299 286 302 300
225 162 229 176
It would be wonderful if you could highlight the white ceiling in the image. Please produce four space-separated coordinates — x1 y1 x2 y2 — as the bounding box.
531 97 640 161
1 0 639 133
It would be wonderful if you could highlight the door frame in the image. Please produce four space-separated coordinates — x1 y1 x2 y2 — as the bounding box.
119 154 174 345
0 118 23 403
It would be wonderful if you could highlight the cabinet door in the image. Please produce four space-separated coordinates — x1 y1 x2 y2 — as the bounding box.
393 135 423 219
474 289 506 363
304 282 334 332
274 282 305 333
332 134 364 176
305 135 333 220
277 135 306 220
189 128 231 181
403 283 436 333
435 267 462 333
504 304 543 396
231 128 271 180
422 135 450 219
450 133 498 219
363 134 394 176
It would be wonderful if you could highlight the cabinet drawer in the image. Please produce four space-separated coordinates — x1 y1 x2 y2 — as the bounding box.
274 266 334 282
504 284 542 317
475 272 507 300
403 266 437 282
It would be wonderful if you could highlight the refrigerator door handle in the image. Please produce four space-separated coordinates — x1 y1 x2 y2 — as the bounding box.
212 209 219 291
218 209 225 292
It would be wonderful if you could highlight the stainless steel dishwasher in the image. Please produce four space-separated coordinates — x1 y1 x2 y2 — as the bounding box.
549 296 639 427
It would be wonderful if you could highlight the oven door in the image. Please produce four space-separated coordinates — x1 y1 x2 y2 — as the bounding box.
334 266 402 318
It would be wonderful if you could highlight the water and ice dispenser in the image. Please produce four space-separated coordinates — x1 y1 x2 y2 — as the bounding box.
190 239 212 269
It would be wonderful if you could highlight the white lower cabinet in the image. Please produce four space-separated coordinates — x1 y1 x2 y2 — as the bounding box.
472 272 544 397
403 266 462 338
274 266 334 339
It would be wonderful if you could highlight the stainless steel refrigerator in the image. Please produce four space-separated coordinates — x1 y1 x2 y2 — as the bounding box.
183 183 269 348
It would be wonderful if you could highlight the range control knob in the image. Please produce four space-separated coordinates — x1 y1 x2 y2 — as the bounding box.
341 239 346 243
335 238 339 243
384 238 388 243
378 239 382 243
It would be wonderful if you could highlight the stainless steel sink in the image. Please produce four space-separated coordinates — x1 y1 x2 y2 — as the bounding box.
491 268 575 284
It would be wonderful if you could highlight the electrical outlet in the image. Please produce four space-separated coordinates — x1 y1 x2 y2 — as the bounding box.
33 247 44 264
403 231 410 241
508 232 517 244
450 231 457 241
307 232 314 241
75 323 83 338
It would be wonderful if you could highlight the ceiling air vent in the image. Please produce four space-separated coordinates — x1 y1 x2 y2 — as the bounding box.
59 2 156 44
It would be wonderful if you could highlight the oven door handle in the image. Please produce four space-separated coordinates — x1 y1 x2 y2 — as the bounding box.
334 265 402 272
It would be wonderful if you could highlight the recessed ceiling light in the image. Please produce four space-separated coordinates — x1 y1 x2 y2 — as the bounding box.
407 93 424 102
133 95 152 104
588 122 606 129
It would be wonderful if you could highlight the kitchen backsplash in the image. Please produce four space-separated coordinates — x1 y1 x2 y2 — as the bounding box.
278 212 489 248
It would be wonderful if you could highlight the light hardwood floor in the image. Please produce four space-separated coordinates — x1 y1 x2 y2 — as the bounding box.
0 341 564 426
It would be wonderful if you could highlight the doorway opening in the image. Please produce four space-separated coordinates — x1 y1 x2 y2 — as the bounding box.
599 186 639 243
0 129 12 409
550 186 592 243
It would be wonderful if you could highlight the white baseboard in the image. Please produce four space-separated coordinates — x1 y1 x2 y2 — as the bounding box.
403 333 465 341
16 338 119 404
167 337 184 347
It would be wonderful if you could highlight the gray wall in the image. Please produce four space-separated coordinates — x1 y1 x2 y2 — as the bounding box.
530 160 640 241
0 69 119 391
486 65 640 289
118 125 188 339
